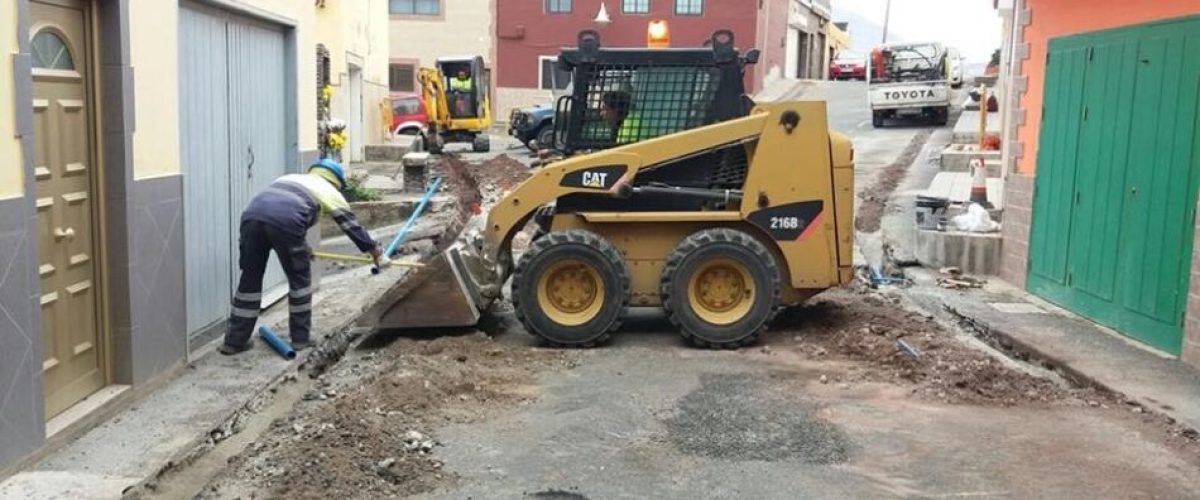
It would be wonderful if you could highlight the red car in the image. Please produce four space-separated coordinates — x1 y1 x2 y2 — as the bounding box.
391 93 428 136
829 51 867 80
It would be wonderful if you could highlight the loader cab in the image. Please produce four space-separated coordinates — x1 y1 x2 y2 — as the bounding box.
436 56 490 121
552 30 756 155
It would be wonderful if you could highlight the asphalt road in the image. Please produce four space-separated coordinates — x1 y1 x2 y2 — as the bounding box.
406 81 1200 499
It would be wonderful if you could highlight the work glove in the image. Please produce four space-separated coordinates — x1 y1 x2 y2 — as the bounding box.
369 246 390 270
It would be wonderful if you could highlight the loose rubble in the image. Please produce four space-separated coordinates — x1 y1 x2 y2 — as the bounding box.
773 289 1083 406
199 334 575 499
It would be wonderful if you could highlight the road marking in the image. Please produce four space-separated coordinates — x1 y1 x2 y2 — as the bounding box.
856 120 870 129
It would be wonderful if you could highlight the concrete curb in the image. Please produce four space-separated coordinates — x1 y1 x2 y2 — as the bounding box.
928 293 1200 436
941 302 1115 394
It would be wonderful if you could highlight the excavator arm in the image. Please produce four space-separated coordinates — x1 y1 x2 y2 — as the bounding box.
419 66 450 129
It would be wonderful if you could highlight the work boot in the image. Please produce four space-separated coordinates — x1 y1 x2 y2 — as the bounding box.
291 339 313 351
218 343 252 356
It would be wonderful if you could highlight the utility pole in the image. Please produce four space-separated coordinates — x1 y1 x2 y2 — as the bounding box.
882 0 892 44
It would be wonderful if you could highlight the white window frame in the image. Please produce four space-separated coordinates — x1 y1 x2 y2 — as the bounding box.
675 0 702 15
622 0 650 14
389 63 417 92
389 0 440 16
545 0 572 14
538 56 571 90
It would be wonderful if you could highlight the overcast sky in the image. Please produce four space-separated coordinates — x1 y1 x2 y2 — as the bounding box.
833 0 1003 63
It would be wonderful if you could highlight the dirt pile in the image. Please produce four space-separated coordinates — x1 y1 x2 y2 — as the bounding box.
772 289 1081 406
201 333 574 499
434 153 534 215
432 155 482 218
475 155 533 191
475 155 535 206
855 129 932 233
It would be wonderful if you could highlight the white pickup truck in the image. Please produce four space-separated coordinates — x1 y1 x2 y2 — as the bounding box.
867 42 952 128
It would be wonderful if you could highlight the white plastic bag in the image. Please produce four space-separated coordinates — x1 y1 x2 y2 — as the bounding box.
952 203 999 233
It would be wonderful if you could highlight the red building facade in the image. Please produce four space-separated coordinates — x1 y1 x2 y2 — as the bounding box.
495 0 771 91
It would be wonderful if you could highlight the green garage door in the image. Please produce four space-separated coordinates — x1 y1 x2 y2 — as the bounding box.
1028 15 1200 355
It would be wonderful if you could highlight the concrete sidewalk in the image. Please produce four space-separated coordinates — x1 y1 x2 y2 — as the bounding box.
904 267 1200 434
0 263 414 500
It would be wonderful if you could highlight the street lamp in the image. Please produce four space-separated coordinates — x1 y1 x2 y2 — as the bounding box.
882 0 892 44
594 2 612 27
648 20 670 48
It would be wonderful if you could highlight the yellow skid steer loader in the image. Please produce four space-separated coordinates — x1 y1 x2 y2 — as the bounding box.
364 30 854 348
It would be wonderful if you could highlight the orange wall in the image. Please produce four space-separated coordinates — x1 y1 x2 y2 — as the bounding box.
1017 0 1199 174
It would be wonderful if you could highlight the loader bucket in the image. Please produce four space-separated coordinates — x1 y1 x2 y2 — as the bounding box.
358 242 491 330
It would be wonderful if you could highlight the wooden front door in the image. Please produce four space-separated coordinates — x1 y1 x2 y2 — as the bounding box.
31 0 105 418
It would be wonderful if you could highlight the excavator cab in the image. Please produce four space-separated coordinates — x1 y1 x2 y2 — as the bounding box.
422 56 493 153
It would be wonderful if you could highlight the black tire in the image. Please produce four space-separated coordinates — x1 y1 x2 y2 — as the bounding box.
512 230 629 347
935 106 950 126
472 135 490 153
872 111 885 128
660 228 781 349
535 124 555 151
428 134 444 154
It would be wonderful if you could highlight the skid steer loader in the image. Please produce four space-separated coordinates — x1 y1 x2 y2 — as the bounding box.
362 30 854 348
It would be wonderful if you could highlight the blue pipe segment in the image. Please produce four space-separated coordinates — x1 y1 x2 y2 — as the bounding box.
258 325 297 360
373 176 443 273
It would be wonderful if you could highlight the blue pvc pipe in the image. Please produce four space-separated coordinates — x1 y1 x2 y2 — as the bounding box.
258 326 297 360
373 176 443 273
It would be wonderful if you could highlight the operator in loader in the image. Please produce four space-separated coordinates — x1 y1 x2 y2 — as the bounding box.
219 159 387 356
601 90 642 143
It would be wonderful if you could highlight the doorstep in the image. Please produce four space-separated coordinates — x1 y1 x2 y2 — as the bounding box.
904 267 1200 434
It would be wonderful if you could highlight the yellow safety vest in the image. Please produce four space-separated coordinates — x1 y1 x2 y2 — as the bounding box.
450 77 472 92
617 113 642 143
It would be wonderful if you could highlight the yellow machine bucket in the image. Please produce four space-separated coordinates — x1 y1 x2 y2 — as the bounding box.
355 236 492 326
365 245 480 328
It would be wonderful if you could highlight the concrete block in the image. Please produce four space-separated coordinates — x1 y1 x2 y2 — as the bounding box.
915 229 1002 276
401 152 431 194
923 172 1006 208
318 196 451 238
361 175 403 195
952 110 1002 145
973 75 999 87
364 136 416 162
940 144 1002 174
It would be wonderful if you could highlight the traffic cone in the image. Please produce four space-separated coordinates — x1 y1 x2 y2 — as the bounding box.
969 157 993 209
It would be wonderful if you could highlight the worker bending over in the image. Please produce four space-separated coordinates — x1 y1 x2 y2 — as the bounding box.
220 159 387 355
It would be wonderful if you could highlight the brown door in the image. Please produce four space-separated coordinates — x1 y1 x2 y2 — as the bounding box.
31 0 105 418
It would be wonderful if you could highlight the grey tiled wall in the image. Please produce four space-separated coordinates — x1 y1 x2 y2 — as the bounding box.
126 176 187 383
0 196 44 469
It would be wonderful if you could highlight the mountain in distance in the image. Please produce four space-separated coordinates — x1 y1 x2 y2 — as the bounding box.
833 8 908 56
